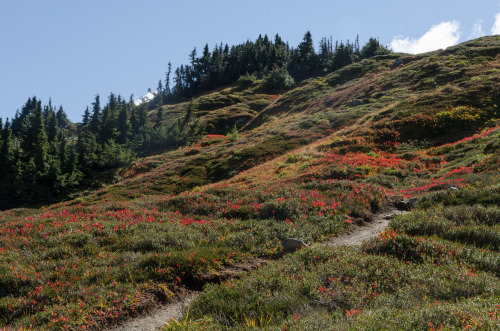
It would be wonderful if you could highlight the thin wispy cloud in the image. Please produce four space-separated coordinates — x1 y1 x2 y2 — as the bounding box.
468 19 485 39
492 12 500 34
391 21 461 54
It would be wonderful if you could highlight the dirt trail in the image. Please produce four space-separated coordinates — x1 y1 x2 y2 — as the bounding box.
105 259 268 331
322 207 408 247
105 207 406 331
106 292 198 331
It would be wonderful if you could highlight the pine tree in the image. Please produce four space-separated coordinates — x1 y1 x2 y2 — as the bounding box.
360 37 390 59
0 119 13 179
76 130 98 173
117 105 131 144
297 31 317 74
130 109 140 135
46 110 58 143
0 119 14 206
32 102 49 174
155 107 164 128
331 42 354 70
56 106 69 128
165 62 172 99
89 94 101 136
137 103 150 129
82 106 91 127
66 145 78 176
156 80 164 105
58 132 68 173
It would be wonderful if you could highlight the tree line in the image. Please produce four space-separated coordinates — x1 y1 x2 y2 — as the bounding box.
149 32 389 106
0 93 203 209
0 32 390 209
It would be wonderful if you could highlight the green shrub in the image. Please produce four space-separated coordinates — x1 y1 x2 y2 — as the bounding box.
237 72 257 88
226 125 242 142
261 67 295 92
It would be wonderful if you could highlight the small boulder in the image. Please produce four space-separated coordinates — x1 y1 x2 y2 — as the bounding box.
351 99 362 106
395 59 404 65
282 238 307 252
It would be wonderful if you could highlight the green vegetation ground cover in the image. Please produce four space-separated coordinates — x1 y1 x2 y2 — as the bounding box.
164 185 500 330
0 36 499 330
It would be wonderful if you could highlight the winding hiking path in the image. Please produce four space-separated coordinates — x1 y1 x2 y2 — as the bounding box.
323 207 408 247
106 292 198 331
105 206 406 331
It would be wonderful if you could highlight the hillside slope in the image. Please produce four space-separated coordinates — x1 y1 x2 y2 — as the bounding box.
0 36 499 330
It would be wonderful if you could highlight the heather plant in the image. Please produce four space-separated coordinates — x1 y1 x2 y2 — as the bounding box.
174 245 499 330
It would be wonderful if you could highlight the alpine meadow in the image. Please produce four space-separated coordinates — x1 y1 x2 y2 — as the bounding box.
0 31 499 330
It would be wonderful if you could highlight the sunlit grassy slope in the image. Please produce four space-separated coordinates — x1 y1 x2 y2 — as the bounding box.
1 36 499 330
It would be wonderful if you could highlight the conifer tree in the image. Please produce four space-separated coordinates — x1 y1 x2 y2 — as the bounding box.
46 110 58 143
58 132 68 173
130 108 140 135
66 145 78 176
56 106 69 128
360 37 390 59
89 94 101 136
297 31 317 74
82 106 91 127
117 105 131 144
155 107 164 128
331 42 354 70
32 101 49 174
0 119 12 179
165 62 172 98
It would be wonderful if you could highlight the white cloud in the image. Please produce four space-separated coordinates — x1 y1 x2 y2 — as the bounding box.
134 91 156 106
391 21 461 54
468 19 485 39
492 12 500 34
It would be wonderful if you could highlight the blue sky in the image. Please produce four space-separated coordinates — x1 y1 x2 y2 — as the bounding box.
1 0 500 122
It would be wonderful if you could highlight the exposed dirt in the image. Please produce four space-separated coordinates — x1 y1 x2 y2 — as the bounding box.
104 258 269 331
105 202 406 331
106 291 198 331
323 207 408 247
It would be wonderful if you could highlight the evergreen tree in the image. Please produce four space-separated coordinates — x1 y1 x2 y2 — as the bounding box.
130 108 140 135
296 31 317 75
156 80 164 105
89 94 101 135
46 110 58 143
56 106 69 128
155 107 164 128
360 37 390 59
66 145 78 176
58 132 68 174
32 102 49 174
76 130 98 173
331 42 354 70
0 119 13 179
137 103 150 129
117 105 131 144
164 62 172 98
298 31 315 62
82 106 91 127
